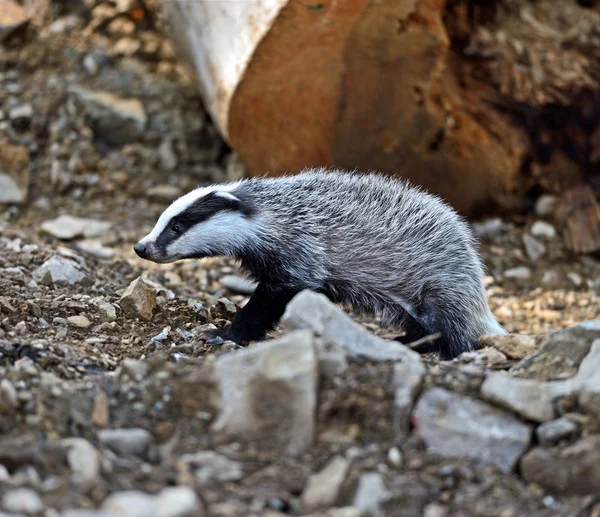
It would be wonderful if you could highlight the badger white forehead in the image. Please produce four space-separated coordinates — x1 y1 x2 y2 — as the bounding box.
146 182 242 240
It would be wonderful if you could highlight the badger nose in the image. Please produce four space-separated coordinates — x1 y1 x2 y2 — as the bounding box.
134 242 147 258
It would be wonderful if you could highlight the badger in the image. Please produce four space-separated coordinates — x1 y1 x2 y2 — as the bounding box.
134 168 505 359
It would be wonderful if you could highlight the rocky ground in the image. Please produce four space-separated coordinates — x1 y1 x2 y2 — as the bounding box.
1 1 600 516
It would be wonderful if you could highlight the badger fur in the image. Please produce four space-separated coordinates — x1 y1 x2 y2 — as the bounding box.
134 168 505 359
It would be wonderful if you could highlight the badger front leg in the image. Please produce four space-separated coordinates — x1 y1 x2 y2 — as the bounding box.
204 283 297 344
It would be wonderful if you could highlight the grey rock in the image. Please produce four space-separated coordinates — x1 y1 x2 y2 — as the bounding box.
211 330 317 455
523 233 546 262
41 215 111 240
511 321 600 381
158 138 178 171
101 491 154 517
62 438 101 484
76 239 116 259
503 266 531 280
220 275 257 295
413 387 531 473
472 218 505 239
98 428 151 457
67 315 91 329
120 359 148 380
479 333 542 360
180 451 243 486
147 184 181 202
393 357 426 438
2 488 44 514
536 418 579 446
96 301 117 322
530 221 556 239
534 195 556 217
282 290 422 364
352 472 388 512
521 435 600 495
154 487 201 517
9 104 33 122
0 379 18 409
0 174 27 205
0 142 29 205
33 255 91 286
301 455 350 511
70 87 147 146
481 372 555 422
119 278 157 321
60 512 117 517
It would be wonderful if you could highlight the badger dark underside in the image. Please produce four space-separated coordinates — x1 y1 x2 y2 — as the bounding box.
206 264 479 360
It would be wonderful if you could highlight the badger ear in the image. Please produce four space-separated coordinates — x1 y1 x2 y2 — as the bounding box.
214 191 241 203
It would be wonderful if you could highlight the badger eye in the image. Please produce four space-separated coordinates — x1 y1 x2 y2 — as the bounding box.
172 224 181 234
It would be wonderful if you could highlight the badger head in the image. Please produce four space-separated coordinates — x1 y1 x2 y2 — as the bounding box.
134 184 257 263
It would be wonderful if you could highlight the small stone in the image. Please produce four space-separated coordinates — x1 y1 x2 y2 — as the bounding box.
96 301 117 322
220 275 257 295
479 333 542 360
535 195 556 217
119 277 157 321
413 388 531 473
503 266 531 280
154 486 200 517
121 358 148 380
536 418 578 446
9 104 33 122
0 1 29 42
76 239 116 259
530 221 556 239
62 438 101 484
33 255 91 286
0 143 29 205
92 391 110 427
60 511 117 517
98 428 151 457
472 218 505 239
158 138 178 171
210 297 238 320
387 447 403 468
392 356 426 438
0 378 18 408
70 87 147 146
41 215 111 240
521 435 600 494
301 455 350 511
481 372 555 423
147 184 181 202
567 272 583 286
101 490 155 517
180 451 243 486
523 233 546 262
423 503 448 517
67 315 91 329
211 330 317 454
2 488 44 514
352 472 388 512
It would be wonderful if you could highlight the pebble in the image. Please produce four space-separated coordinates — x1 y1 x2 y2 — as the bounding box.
33 255 91 286
147 184 181 202
0 173 27 205
530 221 556 239
413 387 531 473
154 486 201 517
0 1 29 42
0 143 29 205
181 450 243 486
536 417 579 446
119 277 157 321
2 488 44 514
98 428 152 457
567 272 583 286
0 378 18 408
387 447 403 468
96 301 117 322
62 438 101 484
101 490 155 517
76 239 116 259
220 275 257 295
301 455 350 511
392 356 426 438
67 315 92 329
522 233 546 262
479 333 541 360
534 195 556 217
472 218 505 239
41 215 111 240
352 472 388 512
503 266 531 280
9 103 33 122
158 138 178 171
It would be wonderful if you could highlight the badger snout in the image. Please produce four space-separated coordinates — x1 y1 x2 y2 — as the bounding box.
133 241 148 258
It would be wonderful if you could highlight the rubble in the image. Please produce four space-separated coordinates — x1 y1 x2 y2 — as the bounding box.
32 255 92 286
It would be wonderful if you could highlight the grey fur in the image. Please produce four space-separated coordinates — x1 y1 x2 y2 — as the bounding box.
137 168 506 359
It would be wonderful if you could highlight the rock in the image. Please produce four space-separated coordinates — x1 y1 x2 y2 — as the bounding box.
479 333 542 360
180 451 243 486
567 272 583 286
154 487 201 517
0 379 18 409
62 438 101 484
352 472 388 512
392 357 426 438
510 321 600 380
522 233 546 262
0 143 29 205
147 185 182 202
209 297 238 320
33 255 92 286
481 372 555 422
101 491 155 517
9 104 33 122
96 301 117 322
76 239 116 259
536 418 579 446
41 215 111 240
503 266 531 280
70 87 147 146
119 278 158 321
301 455 350 511
535 195 556 217
387 447 403 468
97 428 151 457
158 138 178 171
530 221 556 239
570 339 600 419
120 358 148 380
423 503 448 517
67 315 91 329
211 330 317 454
60 511 117 517
0 1 28 42
2 488 44 514
282 290 422 364
521 435 600 495
472 218 505 239
220 275 257 295
413 388 531 473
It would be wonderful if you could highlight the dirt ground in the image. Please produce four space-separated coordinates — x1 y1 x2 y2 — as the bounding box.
1 1 600 516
